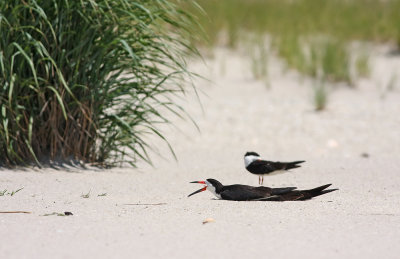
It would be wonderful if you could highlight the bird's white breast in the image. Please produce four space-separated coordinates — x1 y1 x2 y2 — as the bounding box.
244 155 259 167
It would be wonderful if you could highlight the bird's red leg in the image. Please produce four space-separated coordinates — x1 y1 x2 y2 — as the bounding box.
261 176 264 185
258 176 260 185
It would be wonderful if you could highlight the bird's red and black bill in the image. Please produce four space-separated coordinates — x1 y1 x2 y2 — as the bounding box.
188 181 207 197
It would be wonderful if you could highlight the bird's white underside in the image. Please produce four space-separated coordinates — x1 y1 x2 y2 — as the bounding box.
262 169 287 176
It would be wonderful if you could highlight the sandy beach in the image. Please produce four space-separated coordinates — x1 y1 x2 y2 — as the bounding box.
1 46 400 258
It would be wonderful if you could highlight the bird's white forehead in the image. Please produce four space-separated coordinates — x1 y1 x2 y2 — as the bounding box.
244 155 259 167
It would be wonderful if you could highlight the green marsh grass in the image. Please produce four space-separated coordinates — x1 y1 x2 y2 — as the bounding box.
316 39 351 83
274 35 307 75
249 36 269 81
188 0 400 82
191 0 400 46
313 81 328 111
387 74 398 91
355 53 370 78
275 36 351 83
0 0 200 167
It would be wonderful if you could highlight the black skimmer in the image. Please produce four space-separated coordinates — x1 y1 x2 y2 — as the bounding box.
244 151 305 185
188 179 337 201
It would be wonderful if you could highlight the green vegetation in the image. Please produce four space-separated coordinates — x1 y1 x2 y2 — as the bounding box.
0 187 24 196
313 81 328 111
81 191 90 199
355 53 370 78
0 0 199 167
248 35 269 82
387 73 398 92
272 36 352 83
192 0 400 46
41 212 71 216
188 0 400 82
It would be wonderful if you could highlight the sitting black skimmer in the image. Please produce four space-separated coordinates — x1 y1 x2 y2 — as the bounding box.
188 179 337 201
244 151 305 185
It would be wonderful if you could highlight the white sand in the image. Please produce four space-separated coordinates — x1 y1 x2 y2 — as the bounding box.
1 46 400 259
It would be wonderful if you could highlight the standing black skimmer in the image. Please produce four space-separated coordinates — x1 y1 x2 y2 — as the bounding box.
188 179 337 201
244 151 305 185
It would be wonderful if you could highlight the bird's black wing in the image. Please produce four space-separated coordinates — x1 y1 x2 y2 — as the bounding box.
220 185 273 201
271 160 305 171
270 186 298 195
247 160 305 175
246 160 276 174
258 184 337 201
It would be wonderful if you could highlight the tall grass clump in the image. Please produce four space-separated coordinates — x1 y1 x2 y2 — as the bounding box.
355 53 370 78
274 35 351 83
319 40 350 83
307 38 351 83
313 81 328 111
274 34 306 75
0 0 200 167
249 35 269 81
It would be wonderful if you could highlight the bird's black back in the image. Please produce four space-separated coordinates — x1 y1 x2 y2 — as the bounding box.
246 160 305 175
219 184 297 201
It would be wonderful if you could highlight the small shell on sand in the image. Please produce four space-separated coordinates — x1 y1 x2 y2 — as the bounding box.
202 218 215 224
327 139 339 148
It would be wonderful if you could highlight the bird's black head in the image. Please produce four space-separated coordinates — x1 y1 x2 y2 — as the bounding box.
206 178 223 191
188 178 224 197
244 151 259 157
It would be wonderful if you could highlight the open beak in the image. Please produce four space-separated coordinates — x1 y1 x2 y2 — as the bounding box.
188 181 207 197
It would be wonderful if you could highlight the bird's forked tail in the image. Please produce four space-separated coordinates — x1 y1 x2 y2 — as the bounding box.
284 160 306 170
